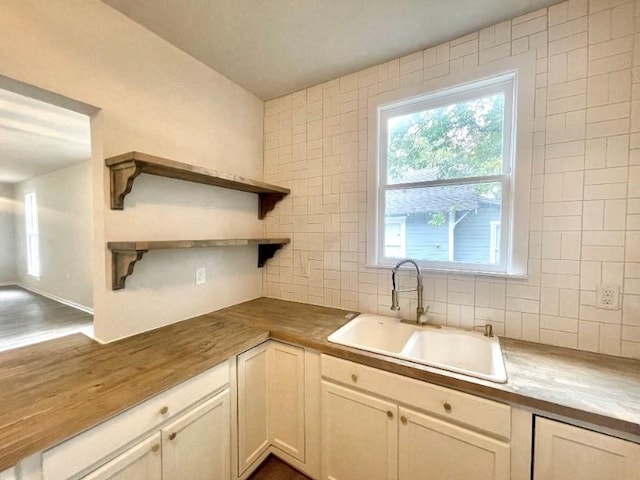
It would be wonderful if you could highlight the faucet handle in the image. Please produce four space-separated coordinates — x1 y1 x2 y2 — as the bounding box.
472 324 494 337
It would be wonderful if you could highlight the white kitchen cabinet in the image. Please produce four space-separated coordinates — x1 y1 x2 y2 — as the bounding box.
236 342 270 474
0 468 16 480
81 434 162 480
320 354 514 480
162 390 230 480
43 361 230 480
80 389 230 480
268 341 306 463
398 406 510 480
322 381 398 480
234 341 319 479
534 417 640 480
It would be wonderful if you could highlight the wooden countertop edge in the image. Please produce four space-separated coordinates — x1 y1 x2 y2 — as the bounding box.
2 298 639 471
0 331 270 472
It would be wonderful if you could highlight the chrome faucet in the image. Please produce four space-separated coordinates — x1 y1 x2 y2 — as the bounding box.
390 259 428 325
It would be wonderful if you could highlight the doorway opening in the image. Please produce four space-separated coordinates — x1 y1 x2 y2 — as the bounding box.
0 80 96 352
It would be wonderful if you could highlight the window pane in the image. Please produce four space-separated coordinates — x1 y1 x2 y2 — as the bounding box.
384 182 502 264
387 93 504 184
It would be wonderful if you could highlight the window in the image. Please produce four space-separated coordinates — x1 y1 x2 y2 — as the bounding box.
25 192 40 277
384 216 406 258
374 73 523 274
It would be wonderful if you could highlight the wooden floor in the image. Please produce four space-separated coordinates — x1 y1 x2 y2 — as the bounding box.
0 285 93 352
248 456 312 480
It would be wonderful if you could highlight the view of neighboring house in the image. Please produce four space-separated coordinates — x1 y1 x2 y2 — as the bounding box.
384 170 501 265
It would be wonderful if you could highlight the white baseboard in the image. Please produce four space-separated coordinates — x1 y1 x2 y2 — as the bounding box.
17 283 94 314
0 281 19 287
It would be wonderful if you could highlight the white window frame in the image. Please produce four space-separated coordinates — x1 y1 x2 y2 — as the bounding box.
379 77 513 272
367 53 536 277
25 191 40 277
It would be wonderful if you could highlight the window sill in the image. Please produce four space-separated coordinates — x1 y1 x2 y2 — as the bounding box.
365 263 528 280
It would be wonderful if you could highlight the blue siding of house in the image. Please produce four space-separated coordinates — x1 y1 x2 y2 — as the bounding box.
405 214 449 261
454 205 500 263
403 205 500 263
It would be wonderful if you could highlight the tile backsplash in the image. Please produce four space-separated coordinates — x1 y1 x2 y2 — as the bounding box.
263 0 640 358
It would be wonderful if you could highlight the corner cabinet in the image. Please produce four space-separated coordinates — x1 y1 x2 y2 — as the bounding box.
533 417 640 480
104 152 291 290
235 341 320 480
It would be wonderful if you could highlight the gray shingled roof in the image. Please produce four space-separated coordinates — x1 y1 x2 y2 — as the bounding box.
386 184 479 215
386 169 496 215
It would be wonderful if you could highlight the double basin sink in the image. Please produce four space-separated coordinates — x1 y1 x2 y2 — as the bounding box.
327 313 507 383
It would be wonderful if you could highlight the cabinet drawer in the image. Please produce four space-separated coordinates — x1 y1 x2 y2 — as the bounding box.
43 361 229 480
321 355 510 439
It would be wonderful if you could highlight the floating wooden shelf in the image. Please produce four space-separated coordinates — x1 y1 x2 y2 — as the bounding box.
106 152 290 218
108 238 290 290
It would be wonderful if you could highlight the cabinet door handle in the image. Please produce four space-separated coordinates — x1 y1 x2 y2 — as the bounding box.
351 374 358 383
400 415 407 425
160 406 169 415
386 410 393 419
443 402 452 413
151 444 160 453
169 432 177 440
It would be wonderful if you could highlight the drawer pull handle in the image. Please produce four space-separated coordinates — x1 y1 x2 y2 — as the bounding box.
443 402 452 413
400 415 407 425
351 374 358 383
151 444 160 453
169 432 177 441
160 406 169 415
386 410 393 419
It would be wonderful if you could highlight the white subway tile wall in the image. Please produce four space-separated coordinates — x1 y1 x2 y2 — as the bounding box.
263 0 640 359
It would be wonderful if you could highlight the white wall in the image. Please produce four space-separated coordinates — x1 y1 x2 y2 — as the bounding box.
0 0 265 341
0 183 16 284
14 161 93 309
263 0 640 359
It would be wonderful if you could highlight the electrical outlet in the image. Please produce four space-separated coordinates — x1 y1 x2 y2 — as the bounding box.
596 284 619 310
195 267 206 285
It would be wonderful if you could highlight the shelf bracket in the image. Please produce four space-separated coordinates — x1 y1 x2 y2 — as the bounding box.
258 193 286 219
110 161 143 210
112 250 147 290
258 243 285 267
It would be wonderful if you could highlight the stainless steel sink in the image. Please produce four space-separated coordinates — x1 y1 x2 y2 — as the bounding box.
327 313 507 383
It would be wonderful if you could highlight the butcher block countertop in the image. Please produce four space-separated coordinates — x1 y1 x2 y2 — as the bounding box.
1 297 639 471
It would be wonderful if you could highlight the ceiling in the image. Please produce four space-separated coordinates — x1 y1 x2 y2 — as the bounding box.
101 0 560 100
0 89 91 184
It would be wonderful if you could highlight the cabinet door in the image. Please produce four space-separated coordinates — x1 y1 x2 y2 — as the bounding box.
269 342 305 462
321 381 398 480
237 342 270 473
398 407 509 480
162 389 230 480
0 468 16 480
81 433 162 480
534 417 640 480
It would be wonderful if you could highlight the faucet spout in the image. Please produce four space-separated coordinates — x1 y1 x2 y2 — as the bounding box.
390 259 428 324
